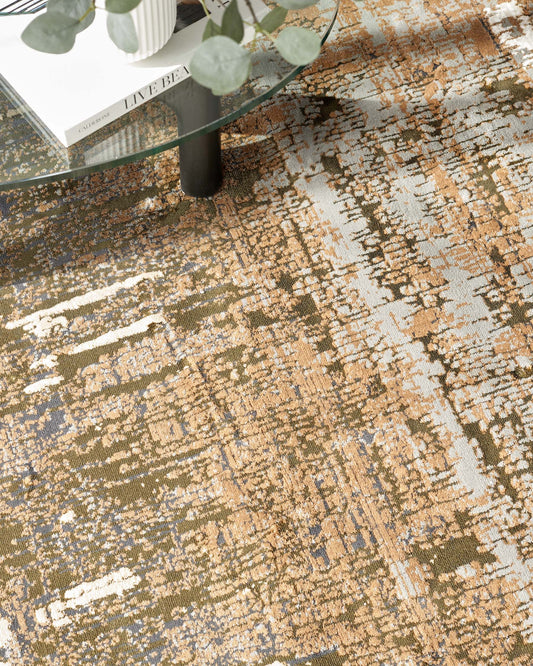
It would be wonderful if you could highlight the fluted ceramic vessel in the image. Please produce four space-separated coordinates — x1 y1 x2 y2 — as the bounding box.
127 0 177 62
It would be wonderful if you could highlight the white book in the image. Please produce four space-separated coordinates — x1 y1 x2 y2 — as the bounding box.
0 0 266 146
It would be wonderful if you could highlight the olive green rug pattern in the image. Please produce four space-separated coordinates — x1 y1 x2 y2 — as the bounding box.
1 0 533 663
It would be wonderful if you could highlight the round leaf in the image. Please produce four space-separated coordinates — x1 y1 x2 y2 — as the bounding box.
275 26 320 65
221 0 244 44
106 12 138 52
189 36 251 95
47 0 95 33
105 0 142 14
259 7 287 33
276 0 318 8
21 12 79 54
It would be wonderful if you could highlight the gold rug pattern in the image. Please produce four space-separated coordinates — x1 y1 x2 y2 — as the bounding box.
1 0 533 663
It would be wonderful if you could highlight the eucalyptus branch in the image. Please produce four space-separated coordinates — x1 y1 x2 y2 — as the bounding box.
21 0 324 95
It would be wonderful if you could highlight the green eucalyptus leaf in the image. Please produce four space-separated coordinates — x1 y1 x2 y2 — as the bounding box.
203 18 221 41
106 12 138 52
276 0 318 9
189 35 251 95
259 6 287 33
47 0 95 33
21 12 79 54
105 0 142 14
275 26 320 65
221 0 244 43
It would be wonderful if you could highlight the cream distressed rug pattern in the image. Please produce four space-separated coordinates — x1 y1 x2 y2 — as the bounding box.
1 0 533 663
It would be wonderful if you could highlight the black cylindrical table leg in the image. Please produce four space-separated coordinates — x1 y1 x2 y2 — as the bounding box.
178 125 222 198
161 78 222 198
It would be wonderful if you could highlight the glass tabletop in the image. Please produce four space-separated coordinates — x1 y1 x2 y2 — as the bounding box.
0 0 338 190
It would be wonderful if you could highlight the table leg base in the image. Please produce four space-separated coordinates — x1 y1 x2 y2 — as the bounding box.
178 129 222 198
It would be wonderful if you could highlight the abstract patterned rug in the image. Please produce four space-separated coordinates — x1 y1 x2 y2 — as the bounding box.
1 0 533 663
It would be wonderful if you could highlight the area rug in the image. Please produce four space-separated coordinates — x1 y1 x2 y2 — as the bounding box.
1 0 533 663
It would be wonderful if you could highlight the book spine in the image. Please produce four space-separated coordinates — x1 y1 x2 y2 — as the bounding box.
63 65 190 146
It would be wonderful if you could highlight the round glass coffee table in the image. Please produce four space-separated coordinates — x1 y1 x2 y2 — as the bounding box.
0 0 338 197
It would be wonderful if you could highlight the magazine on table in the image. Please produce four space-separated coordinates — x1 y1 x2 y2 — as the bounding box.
0 0 267 147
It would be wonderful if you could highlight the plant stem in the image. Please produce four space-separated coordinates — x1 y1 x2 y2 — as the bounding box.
79 1 96 23
256 26 276 43
198 0 211 18
244 18 276 46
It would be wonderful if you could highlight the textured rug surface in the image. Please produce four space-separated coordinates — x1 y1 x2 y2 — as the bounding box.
1 0 533 663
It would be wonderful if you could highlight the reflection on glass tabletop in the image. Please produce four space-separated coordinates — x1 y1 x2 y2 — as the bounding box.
0 0 338 190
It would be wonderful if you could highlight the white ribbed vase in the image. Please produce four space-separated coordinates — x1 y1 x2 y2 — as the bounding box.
126 0 177 62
